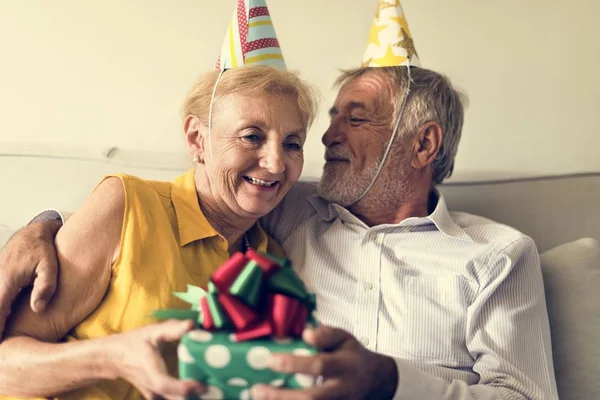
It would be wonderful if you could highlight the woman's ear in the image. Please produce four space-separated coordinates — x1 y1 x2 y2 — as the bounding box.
411 121 443 170
184 115 207 163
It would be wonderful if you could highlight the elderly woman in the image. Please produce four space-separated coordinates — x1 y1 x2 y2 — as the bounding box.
0 64 317 400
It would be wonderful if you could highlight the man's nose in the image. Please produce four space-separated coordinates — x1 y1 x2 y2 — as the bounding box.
322 118 346 147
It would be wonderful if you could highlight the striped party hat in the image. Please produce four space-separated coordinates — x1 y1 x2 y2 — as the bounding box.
216 0 286 71
362 0 420 68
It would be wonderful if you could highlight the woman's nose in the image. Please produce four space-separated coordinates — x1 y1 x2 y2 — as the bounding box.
258 145 285 175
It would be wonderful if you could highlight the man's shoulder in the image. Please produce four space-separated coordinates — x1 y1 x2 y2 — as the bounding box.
450 211 534 249
261 181 320 242
273 181 319 214
287 181 319 200
447 211 540 286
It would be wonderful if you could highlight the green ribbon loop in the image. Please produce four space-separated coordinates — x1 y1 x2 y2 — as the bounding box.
207 292 231 329
306 293 317 313
261 252 290 268
229 260 264 308
267 267 309 302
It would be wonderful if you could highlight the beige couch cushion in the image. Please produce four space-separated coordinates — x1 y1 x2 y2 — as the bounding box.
541 238 600 400
439 174 600 252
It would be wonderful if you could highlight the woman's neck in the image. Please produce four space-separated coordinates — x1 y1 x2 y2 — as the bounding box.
195 171 256 253
203 202 254 252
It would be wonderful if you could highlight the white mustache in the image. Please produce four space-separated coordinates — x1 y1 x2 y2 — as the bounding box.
325 147 351 162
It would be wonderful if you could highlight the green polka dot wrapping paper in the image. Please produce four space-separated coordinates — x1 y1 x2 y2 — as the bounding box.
155 250 318 399
179 330 317 399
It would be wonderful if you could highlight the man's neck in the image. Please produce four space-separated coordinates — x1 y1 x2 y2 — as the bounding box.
350 194 430 227
348 174 433 227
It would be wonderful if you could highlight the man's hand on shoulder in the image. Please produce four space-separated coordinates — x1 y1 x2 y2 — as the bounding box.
0 220 61 339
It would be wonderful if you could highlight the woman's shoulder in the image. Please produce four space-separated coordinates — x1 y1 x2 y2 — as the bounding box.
102 174 173 199
93 175 178 233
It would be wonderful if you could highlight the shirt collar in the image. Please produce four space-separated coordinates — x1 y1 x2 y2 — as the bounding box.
245 223 270 253
308 194 339 222
308 189 472 242
172 169 271 251
426 191 472 241
172 169 219 246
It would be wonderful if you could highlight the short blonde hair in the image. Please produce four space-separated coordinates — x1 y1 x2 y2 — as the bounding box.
336 67 468 185
182 65 319 129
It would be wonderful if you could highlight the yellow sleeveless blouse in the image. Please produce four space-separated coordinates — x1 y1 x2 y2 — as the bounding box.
8 169 284 400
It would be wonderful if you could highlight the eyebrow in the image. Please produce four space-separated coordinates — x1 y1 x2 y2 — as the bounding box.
238 118 266 128
329 101 368 117
287 128 307 139
347 101 367 111
237 118 306 138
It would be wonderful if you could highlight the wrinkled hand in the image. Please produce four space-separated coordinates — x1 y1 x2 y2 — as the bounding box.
107 319 206 400
251 326 398 400
0 220 62 339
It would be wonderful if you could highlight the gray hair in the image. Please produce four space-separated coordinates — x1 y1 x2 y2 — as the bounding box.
335 67 468 185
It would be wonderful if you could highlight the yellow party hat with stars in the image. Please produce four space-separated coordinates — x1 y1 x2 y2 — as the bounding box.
362 0 420 68
215 0 286 71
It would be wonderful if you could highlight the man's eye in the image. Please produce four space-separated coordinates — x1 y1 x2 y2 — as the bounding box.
349 117 367 124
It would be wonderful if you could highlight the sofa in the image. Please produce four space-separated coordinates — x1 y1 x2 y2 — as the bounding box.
1 154 598 399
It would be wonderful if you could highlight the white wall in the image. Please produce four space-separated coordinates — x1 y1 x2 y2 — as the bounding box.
1 0 599 182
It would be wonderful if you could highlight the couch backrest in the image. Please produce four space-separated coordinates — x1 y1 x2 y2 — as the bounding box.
2 155 598 252
439 174 599 252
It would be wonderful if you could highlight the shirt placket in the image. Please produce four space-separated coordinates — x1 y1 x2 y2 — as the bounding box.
354 229 383 351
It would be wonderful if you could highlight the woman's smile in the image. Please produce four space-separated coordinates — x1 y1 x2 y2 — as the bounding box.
242 175 280 192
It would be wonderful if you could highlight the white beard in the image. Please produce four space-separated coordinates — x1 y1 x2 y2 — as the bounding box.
318 151 412 211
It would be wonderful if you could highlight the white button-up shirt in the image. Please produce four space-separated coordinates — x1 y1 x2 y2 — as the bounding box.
262 183 558 400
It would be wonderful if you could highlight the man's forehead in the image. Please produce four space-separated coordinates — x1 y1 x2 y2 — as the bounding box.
336 86 376 108
334 77 391 110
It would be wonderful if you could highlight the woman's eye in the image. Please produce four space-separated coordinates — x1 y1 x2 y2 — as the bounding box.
349 117 366 124
285 142 302 151
242 133 262 143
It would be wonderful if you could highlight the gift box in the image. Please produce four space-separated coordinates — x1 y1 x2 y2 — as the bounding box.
155 250 318 399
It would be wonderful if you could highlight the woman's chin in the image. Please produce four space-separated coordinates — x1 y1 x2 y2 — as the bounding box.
236 183 283 216
238 204 275 218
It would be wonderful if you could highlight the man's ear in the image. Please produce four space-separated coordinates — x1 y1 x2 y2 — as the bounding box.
184 115 207 162
411 121 443 169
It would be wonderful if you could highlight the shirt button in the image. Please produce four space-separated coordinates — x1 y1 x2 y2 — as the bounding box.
363 282 373 291
360 337 370 346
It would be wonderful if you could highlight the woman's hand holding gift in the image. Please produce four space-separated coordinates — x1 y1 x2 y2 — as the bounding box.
105 319 206 400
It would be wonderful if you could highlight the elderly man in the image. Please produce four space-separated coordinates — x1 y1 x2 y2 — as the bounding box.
0 3 558 400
